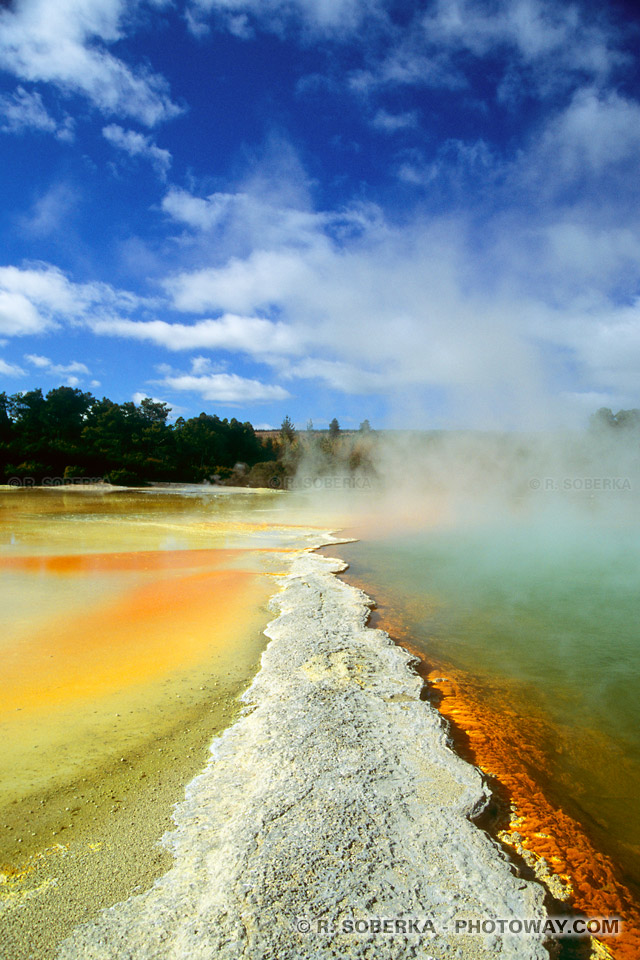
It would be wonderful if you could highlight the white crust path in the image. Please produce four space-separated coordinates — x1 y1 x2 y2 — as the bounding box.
57 551 550 960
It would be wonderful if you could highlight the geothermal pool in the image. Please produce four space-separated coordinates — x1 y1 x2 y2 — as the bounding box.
3 484 640 959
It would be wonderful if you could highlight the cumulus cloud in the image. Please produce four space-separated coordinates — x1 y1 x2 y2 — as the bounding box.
0 289 48 336
103 123 172 178
0 264 84 333
24 353 90 378
159 189 546 419
522 88 640 187
161 183 338 255
90 313 301 356
155 362 290 404
166 249 317 314
150 98 640 428
0 0 180 126
0 262 155 337
0 357 26 377
0 86 74 139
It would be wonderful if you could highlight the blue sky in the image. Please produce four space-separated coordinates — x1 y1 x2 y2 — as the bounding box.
1 0 639 429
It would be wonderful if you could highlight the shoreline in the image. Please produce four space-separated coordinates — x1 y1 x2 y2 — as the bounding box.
329 553 640 960
55 548 550 960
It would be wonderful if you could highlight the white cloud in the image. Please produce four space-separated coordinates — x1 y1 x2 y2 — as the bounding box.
165 250 316 314
156 368 290 404
0 264 80 315
90 313 300 356
187 0 387 39
0 263 91 334
397 138 496 191
152 145 636 427
162 188 239 231
24 353 90 377
161 183 336 253
524 89 640 186
0 86 74 139
0 357 26 377
341 0 625 107
24 353 52 368
0 262 155 337
0 289 48 336
19 182 81 238
132 390 170 406
103 123 172 178
189 356 219 375
558 302 640 398
161 197 543 410
0 0 180 126
419 0 623 93
371 109 418 133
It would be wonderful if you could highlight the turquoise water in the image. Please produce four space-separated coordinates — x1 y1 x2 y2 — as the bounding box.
334 512 640 890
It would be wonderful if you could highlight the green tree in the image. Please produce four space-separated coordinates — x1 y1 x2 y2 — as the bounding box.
0 392 12 443
280 414 296 443
615 409 640 430
2 383 278 486
8 389 47 443
329 417 340 439
139 397 172 425
44 387 94 442
590 407 640 431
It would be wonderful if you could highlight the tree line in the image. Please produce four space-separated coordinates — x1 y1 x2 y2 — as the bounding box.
0 387 375 487
590 407 640 431
0 387 277 486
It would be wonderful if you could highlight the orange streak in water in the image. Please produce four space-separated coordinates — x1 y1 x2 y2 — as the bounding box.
0 546 302 575
345 576 640 960
424 668 640 960
1 568 271 718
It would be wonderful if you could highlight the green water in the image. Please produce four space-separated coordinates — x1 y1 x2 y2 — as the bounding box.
335 513 640 890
